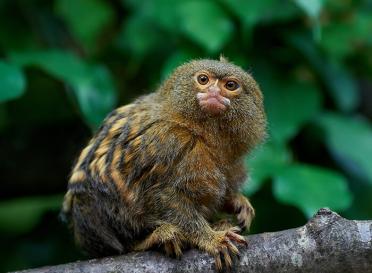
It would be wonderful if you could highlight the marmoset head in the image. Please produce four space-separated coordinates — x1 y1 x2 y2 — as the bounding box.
159 57 264 122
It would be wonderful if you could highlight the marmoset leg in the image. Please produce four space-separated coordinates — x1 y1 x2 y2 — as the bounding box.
189 220 246 271
212 218 234 231
134 223 185 258
160 199 247 271
224 193 255 231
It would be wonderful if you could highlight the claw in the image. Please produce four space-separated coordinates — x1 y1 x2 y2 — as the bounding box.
214 253 223 271
222 247 232 268
173 241 183 259
230 226 241 234
164 241 183 259
234 195 255 231
226 228 247 246
226 240 239 255
210 228 247 271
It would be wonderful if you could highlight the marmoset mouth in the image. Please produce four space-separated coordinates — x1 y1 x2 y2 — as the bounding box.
197 93 230 115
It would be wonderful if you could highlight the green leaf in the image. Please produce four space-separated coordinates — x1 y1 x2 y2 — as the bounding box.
294 0 324 41
273 164 352 217
294 0 323 18
320 23 356 60
55 0 114 51
317 113 372 184
0 195 63 234
10 50 88 83
0 61 26 102
288 34 359 112
10 50 117 128
244 141 291 195
140 0 182 32
320 12 372 59
222 0 298 26
322 62 359 112
264 80 322 143
178 0 233 52
116 14 162 58
74 65 117 128
120 0 234 53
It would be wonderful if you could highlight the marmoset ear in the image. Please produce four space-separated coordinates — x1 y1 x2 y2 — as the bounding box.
219 54 229 63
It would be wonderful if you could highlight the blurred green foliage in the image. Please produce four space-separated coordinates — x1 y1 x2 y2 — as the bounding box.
0 0 371 271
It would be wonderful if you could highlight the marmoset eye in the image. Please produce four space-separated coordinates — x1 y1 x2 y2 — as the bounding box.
197 74 209 85
225 81 239 91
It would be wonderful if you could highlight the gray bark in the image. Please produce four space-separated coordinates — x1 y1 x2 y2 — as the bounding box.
14 208 372 273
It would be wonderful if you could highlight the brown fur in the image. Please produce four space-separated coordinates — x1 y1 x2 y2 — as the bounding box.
61 58 266 271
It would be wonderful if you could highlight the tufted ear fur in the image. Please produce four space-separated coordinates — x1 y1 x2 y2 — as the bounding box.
219 54 229 63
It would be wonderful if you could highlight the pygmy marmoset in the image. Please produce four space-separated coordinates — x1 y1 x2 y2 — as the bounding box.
62 57 267 271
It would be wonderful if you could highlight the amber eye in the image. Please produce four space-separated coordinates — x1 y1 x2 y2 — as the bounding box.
225 80 239 91
197 74 209 85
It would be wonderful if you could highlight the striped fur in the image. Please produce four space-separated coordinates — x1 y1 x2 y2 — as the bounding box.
61 59 266 270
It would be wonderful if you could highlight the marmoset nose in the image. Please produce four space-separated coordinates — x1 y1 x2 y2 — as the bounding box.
208 85 221 96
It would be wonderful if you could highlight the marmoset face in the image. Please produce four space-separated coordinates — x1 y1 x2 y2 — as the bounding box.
165 59 263 121
194 70 242 115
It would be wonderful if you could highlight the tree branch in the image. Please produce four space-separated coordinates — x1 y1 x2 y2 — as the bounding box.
14 208 372 273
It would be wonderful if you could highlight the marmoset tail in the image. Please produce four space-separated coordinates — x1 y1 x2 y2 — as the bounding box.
62 57 266 271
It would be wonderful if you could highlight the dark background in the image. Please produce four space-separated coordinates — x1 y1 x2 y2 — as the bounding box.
0 0 371 272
